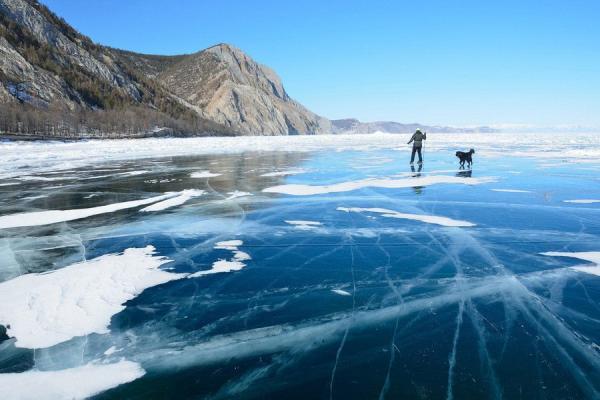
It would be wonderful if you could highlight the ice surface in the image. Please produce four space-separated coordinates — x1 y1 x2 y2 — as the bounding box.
0 246 183 348
337 207 475 227
1 137 599 398
0 361 144 400
1 132 599 179
0 193 178 229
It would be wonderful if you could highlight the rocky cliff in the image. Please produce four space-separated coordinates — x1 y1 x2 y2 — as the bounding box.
0 0 330 136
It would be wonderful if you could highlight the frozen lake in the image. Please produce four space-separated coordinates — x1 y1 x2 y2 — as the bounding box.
0 133 599 399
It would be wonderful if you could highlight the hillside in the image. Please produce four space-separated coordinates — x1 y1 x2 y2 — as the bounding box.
0 0 328 137
331 119 497 134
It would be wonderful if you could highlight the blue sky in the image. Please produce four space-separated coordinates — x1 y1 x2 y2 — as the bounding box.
41 0 600 127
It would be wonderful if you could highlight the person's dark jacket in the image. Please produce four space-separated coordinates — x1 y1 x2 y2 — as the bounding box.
407 132 426 147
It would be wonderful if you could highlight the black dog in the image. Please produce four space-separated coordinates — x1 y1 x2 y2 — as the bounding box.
455 149 475 168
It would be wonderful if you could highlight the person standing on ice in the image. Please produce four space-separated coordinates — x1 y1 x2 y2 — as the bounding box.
407 129 426 164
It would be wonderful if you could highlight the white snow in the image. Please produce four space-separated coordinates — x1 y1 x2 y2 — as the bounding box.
285 220 323 230
541 251 600 276
264 175 495 196
190 170 221 178
490 189 532 193
0 361 145 400
226 191 253 200
563 199 600 204
331 289 352 296
189 240 250 278
0 192 179 229
2 133 599 180
261 168 307 177
337 207 475 227
0 246 184 348
140 189 205 212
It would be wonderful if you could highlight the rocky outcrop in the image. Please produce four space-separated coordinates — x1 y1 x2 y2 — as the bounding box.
156 44 331 135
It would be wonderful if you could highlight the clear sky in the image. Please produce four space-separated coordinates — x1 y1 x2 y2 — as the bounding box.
40 0 600 127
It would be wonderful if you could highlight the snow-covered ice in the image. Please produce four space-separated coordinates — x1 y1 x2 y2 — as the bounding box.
0 361 144 400
285 220 323 230
190 170 221 178
140 189 205 212
0 193 178 229
0 246 183 348
1 134 599 398
337 207 475 227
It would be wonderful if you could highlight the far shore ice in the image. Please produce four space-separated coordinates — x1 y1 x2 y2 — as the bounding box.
1 132 599 180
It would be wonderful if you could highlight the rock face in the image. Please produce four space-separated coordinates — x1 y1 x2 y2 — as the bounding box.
0 0 331 136
158 44 331 136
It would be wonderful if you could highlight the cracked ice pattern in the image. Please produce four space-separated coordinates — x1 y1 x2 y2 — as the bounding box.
0 143 599 399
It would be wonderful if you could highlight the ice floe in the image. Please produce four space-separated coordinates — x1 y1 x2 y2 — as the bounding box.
189 240 250 278
140 189 205 212
563 199 600 204
285 220 323 230
0 192 178 229
0 361 144 400
263 175 495 196
337 207 475 227
541 251 600 276
190 171 221 178
0 246 183 348
261 169 307 177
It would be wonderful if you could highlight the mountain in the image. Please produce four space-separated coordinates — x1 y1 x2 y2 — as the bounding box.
331 118 497 134
0 0 329 137
115 44 331 136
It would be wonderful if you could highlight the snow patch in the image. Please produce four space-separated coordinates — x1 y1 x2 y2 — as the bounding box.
541 251 600 276
190 171 221 178
0 246 183 348
490 189 532 193
331 289 352 296
285 220 322 230
563 199 600 204
263 175 495 196
140 189 204 212
0 192 180 229
226 191 253 200
189 240 250 278
337 207 475 227
0 361 145 400
261 169 307 177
